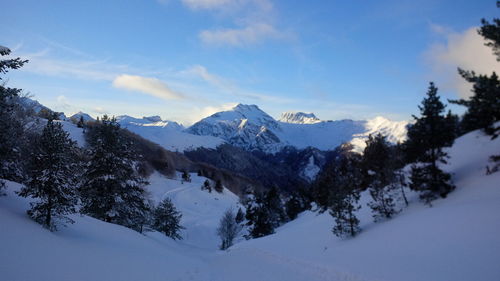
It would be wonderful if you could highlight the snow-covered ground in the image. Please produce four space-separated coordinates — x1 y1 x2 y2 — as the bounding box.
117 115 224 152
1 128 499 281
147 172 242 249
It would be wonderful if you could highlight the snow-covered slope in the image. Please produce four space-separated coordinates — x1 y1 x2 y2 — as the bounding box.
215 129 500 281
146 172 242 249
187 104 282 152
69 111 94 122
116 115 225 152
279 112 321 124
187 103 408 153
0 128 499 281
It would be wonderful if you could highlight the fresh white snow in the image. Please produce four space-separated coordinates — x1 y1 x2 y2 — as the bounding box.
117 115 225 152
1 128 498 281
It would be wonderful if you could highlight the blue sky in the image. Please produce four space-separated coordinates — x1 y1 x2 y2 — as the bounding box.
2 0 498 124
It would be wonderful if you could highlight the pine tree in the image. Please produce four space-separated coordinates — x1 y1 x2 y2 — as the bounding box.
235 207 245 224
80 116 150 230
201 179 212 192
450 71 499 137
217 208 241 250
77 116 85 128
18 119 79 231
285 194 302 220
362 134 401 221
181 170 191 183
152 198 184 240
451 3 500 171
244 192 275 238
214 179 224 193
328 154 362 238
0 46 28 182
478 1 500 61
263 186 286 226
405 83 456 205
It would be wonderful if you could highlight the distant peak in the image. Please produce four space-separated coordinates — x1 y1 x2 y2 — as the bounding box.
232 103 261 112
279 112 321 124
143 115 162 122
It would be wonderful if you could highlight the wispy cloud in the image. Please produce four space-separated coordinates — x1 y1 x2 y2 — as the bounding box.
179 0 288 47
426 25 500 98
183 64 294 103
181 0 234 10
112 74 185 100
199 23 287 46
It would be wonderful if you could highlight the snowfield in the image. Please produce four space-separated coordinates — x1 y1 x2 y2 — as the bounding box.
1 128 499 281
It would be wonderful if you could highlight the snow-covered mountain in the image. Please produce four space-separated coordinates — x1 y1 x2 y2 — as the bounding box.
186 103 408 153
187 104 282 152
279 112 321 124
116 115 224 152
69 111 94 122
2 127 499 281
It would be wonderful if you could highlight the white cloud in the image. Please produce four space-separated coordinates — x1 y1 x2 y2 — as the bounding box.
182 0 233 10
180 0 284 47
199 23 285 46
112 74 184 100
426 26 500 98
56 95 71 109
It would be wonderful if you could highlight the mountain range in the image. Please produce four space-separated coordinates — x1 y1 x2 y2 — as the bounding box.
82 103 409 154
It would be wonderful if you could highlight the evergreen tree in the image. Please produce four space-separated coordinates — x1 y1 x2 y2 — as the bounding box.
263 186 286 226
0 46 28 182
201 179 212 192
152 198 184 240
450 71 499 137
362 134 402 221
235 207 245 224
451 3 500 171
77 115 85 128
244 192 275 238
18 119 79 231
214 179 224 193
216 208 241 250
80 116 150 230
285 193 303 220
312 162 336 211
328 154 362 238
405 83 456 204
478 1 500 61
181 170 191 183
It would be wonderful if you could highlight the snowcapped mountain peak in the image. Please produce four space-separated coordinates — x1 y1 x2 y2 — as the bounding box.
232 103 260 112
279 112 321 124
70 111 94 122
143 115 162 122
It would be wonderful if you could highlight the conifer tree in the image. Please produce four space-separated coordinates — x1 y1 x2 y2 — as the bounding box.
0 46 28 183
328 154 362 238
478 1 500 61
77 115 85 128
152 198 184 240
450 3 500 171
263 186 286 226
285 194 303 220
201 179 212 192
244 192 275 238
405 83 456 204
18 119 79 231
362 134 401 221
181 170 191 183
80 115 150 230
235 207 245 224
450 71 499 137
214 179 224 193
216 208 241 250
